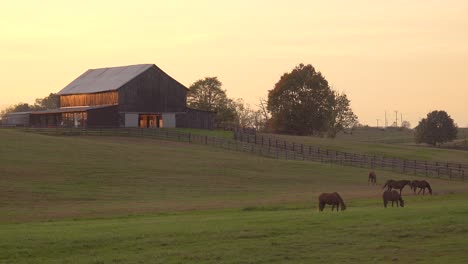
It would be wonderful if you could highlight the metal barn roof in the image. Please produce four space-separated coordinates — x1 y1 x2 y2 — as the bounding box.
57 64 154 95
29 105 115 114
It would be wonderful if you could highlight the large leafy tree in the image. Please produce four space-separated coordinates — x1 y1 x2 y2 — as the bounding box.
267 63 356 136
328 92 358 138
34 93 59 110
415 110 457 146
187 77 236 129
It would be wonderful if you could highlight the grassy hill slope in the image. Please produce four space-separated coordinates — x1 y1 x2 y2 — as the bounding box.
2 129 467 223
259 128 468 163
1 129 468 263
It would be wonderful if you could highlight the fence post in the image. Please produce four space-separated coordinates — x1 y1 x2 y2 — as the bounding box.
254 134 257 144
205 136 208 145
446 163 449 179
301 144 303 154
425 161 428 176
459 164 463 181
188 133 191 143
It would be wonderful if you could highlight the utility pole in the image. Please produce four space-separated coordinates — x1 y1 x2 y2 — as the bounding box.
376 119 380 128
394 111 398 127
385 111 388 128
401 113 403 127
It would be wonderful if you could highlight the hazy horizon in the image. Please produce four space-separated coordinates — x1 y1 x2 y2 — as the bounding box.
1 0 467 127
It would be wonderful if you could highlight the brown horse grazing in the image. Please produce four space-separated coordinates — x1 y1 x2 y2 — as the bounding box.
368 171 377 185
410 180 433 195
383 180 411 195
318 192 346 212
383 190 404 208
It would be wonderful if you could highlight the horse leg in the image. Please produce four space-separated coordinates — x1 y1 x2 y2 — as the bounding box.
423 188 425 195
384 200 387 208
418 188 422 195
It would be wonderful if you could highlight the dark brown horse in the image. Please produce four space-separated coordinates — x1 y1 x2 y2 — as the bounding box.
383 190 404 208
368 171 377 185
318 192 346 212
383 180 411 195
410 180 432 195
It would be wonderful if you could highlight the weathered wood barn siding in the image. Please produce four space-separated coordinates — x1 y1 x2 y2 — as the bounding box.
176 108 216 129
87 106 119 128
118 66 187 113
60 91 118 107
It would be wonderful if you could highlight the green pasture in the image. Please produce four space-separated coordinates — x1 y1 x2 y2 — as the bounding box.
175 127 234 139
1 129 468 263
1 195 468 263
260 128 468 164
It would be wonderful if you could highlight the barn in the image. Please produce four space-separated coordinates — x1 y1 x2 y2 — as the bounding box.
6 64 215 129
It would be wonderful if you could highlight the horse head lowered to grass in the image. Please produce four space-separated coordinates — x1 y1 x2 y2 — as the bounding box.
410 180 433 195
318 192 346 212
383 190 404 208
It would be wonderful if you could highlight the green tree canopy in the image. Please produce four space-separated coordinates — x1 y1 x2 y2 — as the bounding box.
267 63 356 136
187 77 236 129
415 110 458 146
328 92 358 138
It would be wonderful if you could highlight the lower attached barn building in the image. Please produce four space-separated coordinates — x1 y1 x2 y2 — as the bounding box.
6 64 215 129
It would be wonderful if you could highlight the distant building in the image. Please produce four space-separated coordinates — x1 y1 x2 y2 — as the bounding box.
5 64 215 129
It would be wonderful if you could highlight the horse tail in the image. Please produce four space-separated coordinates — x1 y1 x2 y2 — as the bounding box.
334 192 346 211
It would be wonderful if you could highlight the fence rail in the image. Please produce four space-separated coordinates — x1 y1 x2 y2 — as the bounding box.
4 127 465 181
234 132 467 181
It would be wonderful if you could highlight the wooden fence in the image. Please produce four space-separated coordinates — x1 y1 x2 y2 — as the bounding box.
234 132 467 181
6 127 466 181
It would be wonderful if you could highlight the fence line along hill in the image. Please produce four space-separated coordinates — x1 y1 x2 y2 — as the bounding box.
4 127 467 181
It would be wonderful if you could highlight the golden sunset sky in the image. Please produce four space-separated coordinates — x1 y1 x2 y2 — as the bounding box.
1 0 467 127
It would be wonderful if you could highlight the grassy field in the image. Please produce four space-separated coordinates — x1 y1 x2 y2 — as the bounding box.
1 129 468 263
260 127 468 164
175 127 234 139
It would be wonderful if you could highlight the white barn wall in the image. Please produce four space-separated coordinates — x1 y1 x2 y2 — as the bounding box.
124 113 139 127
162 113 176 128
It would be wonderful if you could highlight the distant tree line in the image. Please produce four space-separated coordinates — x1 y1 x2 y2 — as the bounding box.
0 93 59 118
